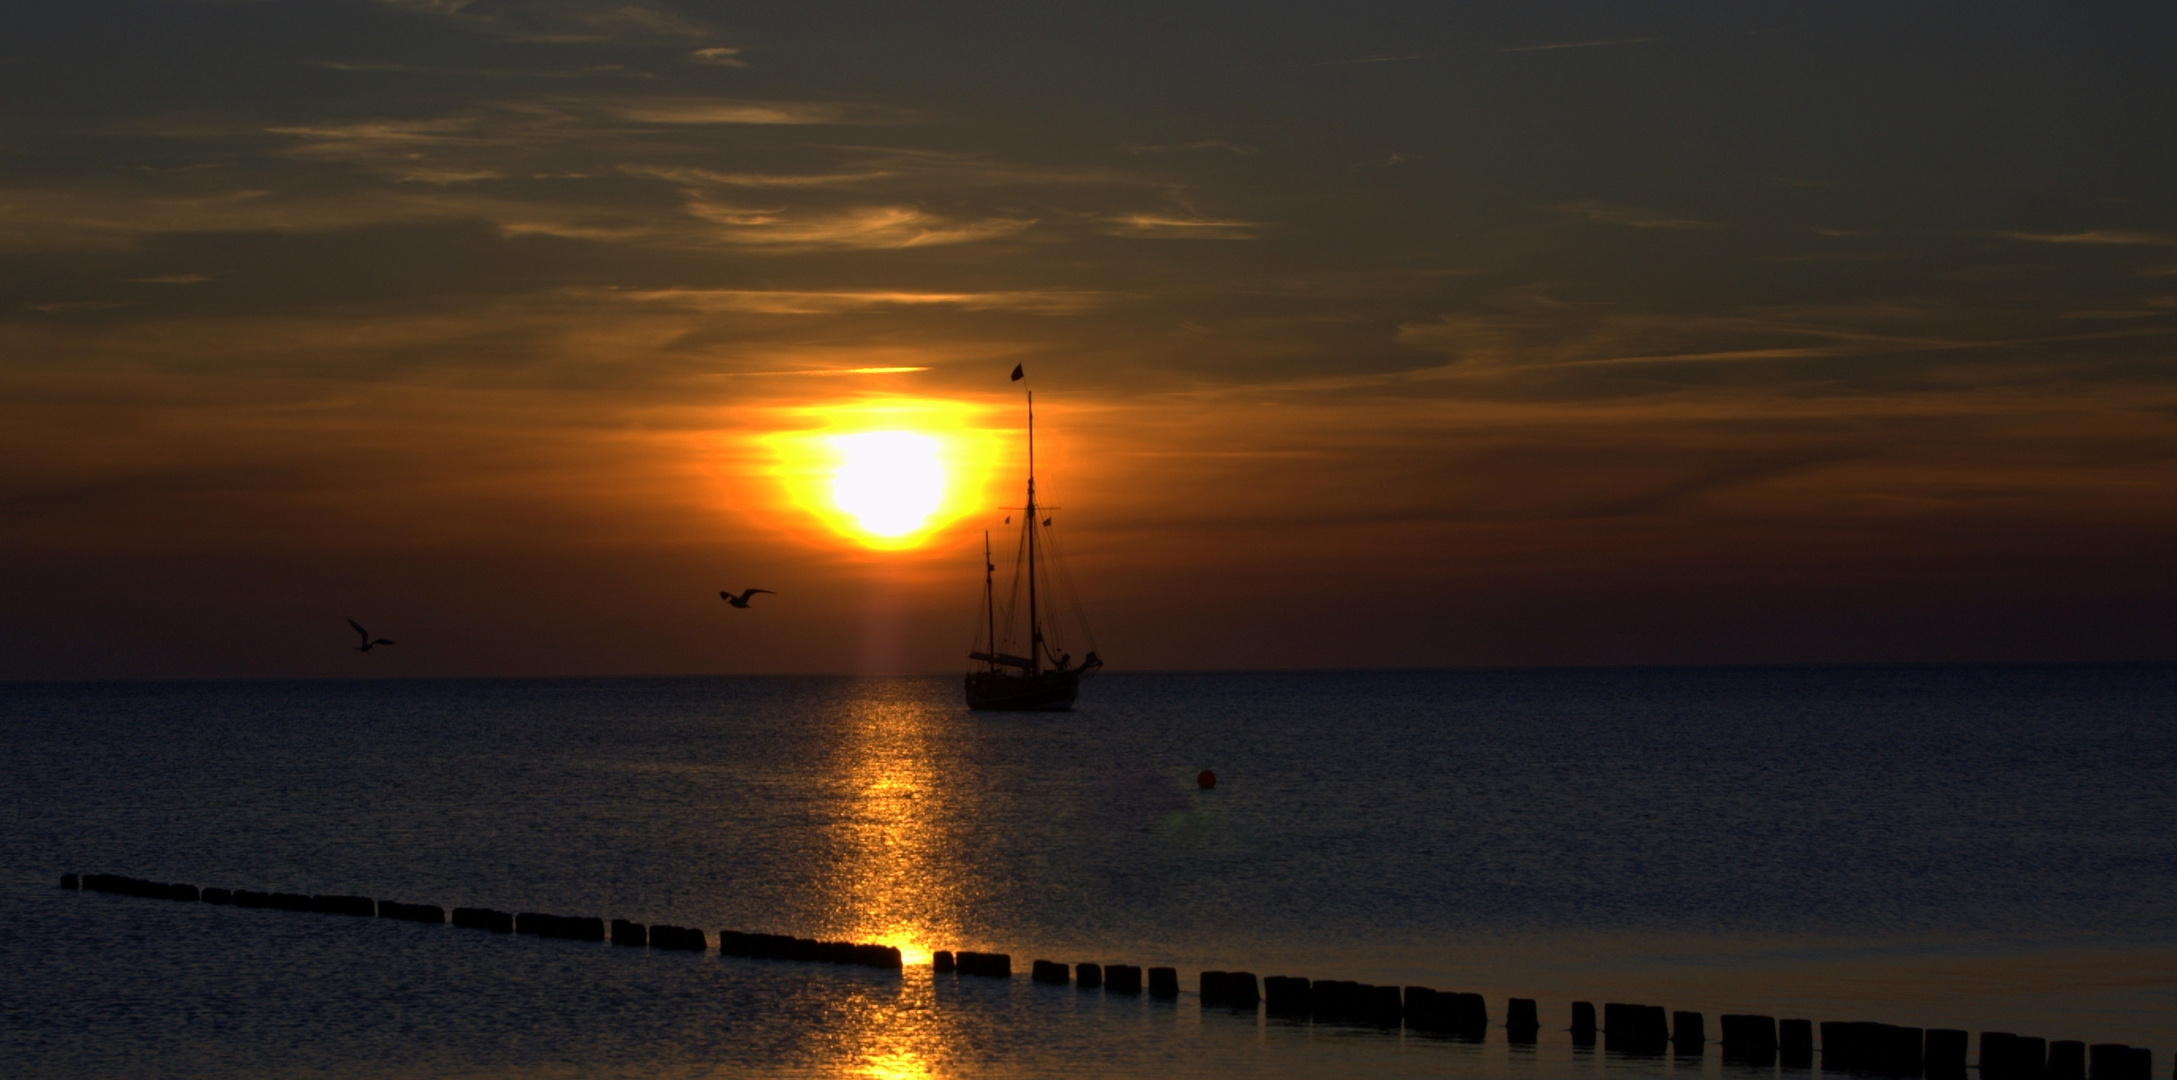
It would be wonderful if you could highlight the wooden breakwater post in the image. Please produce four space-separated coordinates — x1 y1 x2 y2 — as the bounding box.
1199 971 1259 1010
81 874 200 903
1402 986 1443 1031
1923 1029 1968 1080
1264 975 1310 1017
1675 1011 1707 1056
310 895 375 917
1825 1022 1860 1072
611 919 647 947
1605 1003 1670 1055
1149 966 1179 999
378 901 445 924
1984 1032 2042 1080
1105 964 1143 994
932 949 955 972
1573 1001 1598 1046
650 925 707 952
452 907 514 932
1827 1022 1925 1077
1361 984 1403 1028
60 874 78 890
2088 1045 2152 1080
1508 997 1541 1043
1782 1019 1815 1068
1074 961 1101 988
2048 1041 2088 1080
1031 960 1069 985
515 912 605 941
955 951 1011 978
1723 1014 1779 1066
1310 979 1358 1024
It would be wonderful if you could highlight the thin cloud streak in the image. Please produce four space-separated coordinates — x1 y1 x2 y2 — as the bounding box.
619 164 893 188
678 203 1035 249
1501 37 1656 53
1996 230 2177 247
1104 212 1261 240
602 98 919 126
1550 200 1725 230
611 288 1107 314
687 47 744 66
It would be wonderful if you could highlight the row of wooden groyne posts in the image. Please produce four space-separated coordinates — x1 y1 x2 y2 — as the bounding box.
64 872 2161 1080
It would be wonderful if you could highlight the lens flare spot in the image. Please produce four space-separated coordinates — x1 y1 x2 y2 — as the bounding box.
830 431 945 537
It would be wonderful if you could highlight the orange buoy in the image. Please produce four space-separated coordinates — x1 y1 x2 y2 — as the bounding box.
1197 770 1216 789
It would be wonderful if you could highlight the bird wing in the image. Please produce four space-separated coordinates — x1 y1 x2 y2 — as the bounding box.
347 618 367 639
749 589 776 596
374 639 395 646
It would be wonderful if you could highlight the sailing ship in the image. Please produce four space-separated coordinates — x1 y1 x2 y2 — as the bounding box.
966 391 1101 711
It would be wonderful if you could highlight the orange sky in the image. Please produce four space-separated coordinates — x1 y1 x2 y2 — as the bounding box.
1 2 2174 678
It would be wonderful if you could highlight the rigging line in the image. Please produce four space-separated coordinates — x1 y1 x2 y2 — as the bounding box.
996 514 1030 652
1040 520 1099 655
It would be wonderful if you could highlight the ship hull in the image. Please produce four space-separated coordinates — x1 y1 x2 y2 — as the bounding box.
964 669 1079 711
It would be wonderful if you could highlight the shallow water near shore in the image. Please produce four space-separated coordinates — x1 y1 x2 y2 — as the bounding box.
3 666 2173 1078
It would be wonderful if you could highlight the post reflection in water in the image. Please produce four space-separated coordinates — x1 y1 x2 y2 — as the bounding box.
817 679 972 1078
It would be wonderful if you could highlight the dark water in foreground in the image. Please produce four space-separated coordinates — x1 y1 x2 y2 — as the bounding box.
3 667 2173 1078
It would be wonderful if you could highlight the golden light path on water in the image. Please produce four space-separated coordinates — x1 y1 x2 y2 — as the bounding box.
827 681 966 1079
761 398 1002 551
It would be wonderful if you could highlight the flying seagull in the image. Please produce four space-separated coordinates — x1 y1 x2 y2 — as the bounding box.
721 588 776 608
346 618 394 653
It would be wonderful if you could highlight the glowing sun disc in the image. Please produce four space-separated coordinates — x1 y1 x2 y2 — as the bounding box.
829 431 945 537
756 396 998 551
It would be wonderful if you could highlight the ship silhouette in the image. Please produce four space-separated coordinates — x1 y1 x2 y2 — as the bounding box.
966 390 1101 710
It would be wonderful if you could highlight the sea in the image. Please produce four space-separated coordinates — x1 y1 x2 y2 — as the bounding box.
3 666 2172 1079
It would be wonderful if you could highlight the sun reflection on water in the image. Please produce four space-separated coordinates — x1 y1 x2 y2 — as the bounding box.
817 680 972 1078
825 681 961 960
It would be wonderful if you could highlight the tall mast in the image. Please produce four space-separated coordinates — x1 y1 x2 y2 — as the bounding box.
982 530 996 666
1025 390 1040 674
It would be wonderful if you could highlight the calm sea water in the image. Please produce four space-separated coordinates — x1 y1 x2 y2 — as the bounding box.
3 667 2173 1079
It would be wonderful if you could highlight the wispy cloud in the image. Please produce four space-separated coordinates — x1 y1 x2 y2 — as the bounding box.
1391 293 2177 401
266 118 479 148
1314 54 1427 67
375 0 712 44
1550 200 1724 231
603 98 915 126
27 300 143 315
1995 230 2177 247
620 164 891 188
1105 212 1260 240
688 47 744 66
1501 37 1655 53
611 287 1105 314
680 202 1035 249
316 60 646 79
1122 140 1255 155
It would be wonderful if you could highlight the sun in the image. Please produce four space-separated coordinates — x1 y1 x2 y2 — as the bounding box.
759 397 999 550
829 431 945 537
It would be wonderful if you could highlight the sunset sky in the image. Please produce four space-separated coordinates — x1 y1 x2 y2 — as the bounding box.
3 1 2173 679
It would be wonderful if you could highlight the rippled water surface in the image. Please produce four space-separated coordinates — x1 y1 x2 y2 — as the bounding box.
3 667 2173 1078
